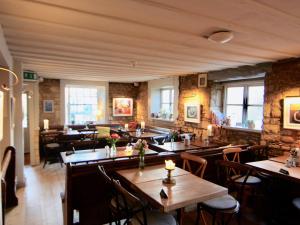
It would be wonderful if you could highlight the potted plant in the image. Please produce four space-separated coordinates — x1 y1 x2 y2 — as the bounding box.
107 133 120 155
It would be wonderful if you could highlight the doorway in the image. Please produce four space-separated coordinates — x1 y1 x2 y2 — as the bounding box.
22 92 30 165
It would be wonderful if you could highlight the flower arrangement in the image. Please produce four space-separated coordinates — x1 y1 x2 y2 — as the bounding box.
134 139 148 169
169 129 179 141
107 133 120 147
134 139 148 155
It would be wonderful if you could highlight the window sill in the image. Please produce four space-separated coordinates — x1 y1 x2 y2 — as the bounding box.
150 117 174 123
222 126 262 133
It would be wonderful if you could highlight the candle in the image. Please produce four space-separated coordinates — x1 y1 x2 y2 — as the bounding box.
165 160 175 170
141 121 145 129
207 124 213 136
124 123 129 130
125 145 133 156
44 119 49 130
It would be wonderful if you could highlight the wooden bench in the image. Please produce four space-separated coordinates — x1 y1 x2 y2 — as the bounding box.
1 146 18 224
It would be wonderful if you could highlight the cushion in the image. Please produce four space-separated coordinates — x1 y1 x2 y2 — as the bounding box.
132 210 177 225
201 195 238 210
45 143 60 148
292 198 300 210
96 126 110 138
232 175 261 184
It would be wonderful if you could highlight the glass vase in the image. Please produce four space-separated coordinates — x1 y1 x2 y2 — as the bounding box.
139 149 145 169
111 143 117 157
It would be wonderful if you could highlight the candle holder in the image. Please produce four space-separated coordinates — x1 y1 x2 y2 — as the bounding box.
163 168 176 185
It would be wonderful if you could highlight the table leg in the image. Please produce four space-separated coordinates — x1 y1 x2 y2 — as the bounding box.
176 208 183 225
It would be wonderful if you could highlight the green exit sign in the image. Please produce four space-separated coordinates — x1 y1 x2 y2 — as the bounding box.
23 71 37 80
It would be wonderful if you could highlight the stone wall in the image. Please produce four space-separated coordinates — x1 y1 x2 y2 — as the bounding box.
136 82 148 123
108 82 138 124
39 78 60 127
175 74 211 138
262 58 300 154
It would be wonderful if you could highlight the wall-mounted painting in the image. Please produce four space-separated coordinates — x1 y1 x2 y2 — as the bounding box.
43 100 54 113
184 103 200 123
283 97 300 130
198 73 207 88
113 98 133 116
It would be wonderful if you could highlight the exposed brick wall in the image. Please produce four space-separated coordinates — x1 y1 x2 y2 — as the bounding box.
262 58 300 155
39 78 61 127
136 82 148 123
175 74 211 138
108 82 138 124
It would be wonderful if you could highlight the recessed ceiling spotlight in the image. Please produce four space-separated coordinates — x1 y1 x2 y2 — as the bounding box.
207 31 234 44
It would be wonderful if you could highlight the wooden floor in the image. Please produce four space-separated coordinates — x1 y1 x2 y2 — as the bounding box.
6 163 65 225
5 162 266 225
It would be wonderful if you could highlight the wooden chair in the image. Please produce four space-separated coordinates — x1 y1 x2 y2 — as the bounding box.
98 164 177 225
181 152 207 178
197 160 259 225
223 147 242 163
41 132 63 168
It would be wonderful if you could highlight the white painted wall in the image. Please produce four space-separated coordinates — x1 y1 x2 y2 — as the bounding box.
0 24 13 225
13 59 25 187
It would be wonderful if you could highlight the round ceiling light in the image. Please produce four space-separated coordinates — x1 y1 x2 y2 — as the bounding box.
207 31 234 44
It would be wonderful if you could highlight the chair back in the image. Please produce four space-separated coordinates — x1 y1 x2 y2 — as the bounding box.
223 147 242 163
216 160 253 203
181 152 207 178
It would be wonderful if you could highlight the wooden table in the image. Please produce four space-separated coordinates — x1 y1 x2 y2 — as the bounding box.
116 165 227 213
189 139 222 149
128 131 164 139
61 148 158 164
247 156 300 183
149 142 200 152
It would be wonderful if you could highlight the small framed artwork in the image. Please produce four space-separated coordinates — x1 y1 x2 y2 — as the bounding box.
184 103 200 123
198 73 207 88
113 98 133 116
43 100 54 113
283 97 300 130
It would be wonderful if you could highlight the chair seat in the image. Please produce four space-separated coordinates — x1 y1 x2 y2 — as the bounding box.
232 175 261 184
132 210 177 225
292 198 300 210
45 143 60 148
201 195 238 210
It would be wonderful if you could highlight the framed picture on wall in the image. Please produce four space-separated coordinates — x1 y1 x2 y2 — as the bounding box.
113 98 133 116
184 103 200 123
283 97 300 130
198 73 207 88
43 100 54 113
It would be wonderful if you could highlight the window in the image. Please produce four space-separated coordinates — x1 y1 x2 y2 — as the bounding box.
160 88 174 116
150 87 175 121
224 82 264 130
65 86 104 124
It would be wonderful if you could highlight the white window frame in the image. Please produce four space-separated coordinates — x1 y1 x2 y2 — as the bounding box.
224 80 264 130
160 88 174 115
64 84 107 125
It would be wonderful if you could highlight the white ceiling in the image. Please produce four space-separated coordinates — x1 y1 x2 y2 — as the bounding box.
0 0 300 82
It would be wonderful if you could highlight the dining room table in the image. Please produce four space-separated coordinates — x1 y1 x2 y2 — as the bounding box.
247 154 300 183
116 164 228 224
149 141 201 153
60 147 158 164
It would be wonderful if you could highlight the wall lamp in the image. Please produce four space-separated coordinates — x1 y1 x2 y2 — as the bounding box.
0 67 19 91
